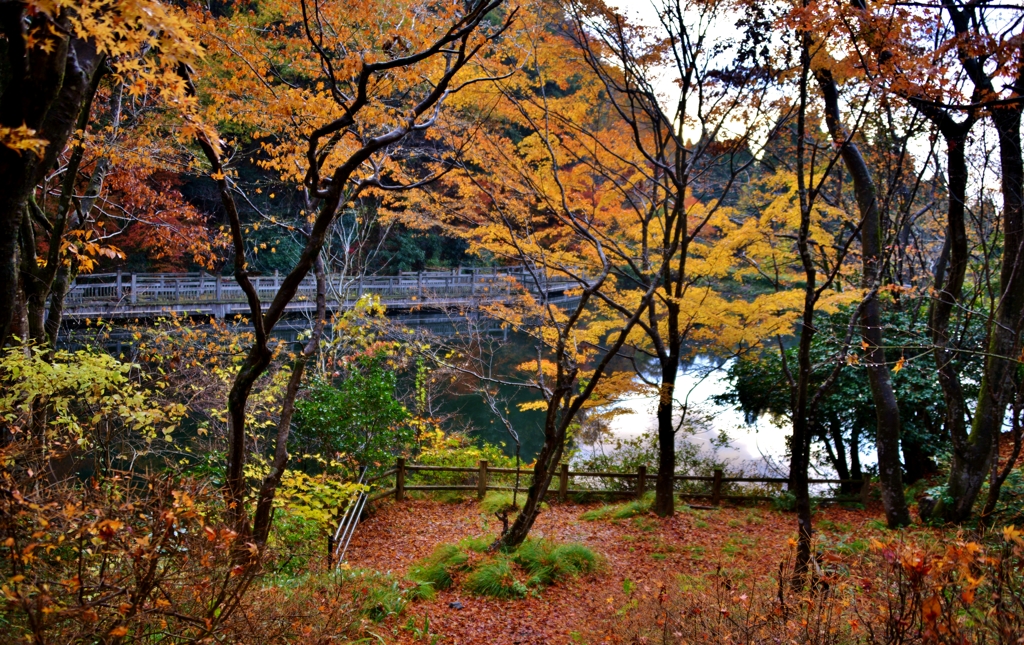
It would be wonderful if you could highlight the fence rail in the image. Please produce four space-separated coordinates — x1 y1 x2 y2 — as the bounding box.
369 458 870 507
60 267 582 320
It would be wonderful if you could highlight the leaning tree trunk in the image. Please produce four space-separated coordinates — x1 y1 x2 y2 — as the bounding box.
817 69 910 528
939 106 1024 522
498 409 568 549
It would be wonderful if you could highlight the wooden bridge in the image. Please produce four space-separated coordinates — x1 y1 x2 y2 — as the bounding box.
61 267 581 320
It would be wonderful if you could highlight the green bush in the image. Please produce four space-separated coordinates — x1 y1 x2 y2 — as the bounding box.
266 509 322 577
293 356 412 468
411 430 518 489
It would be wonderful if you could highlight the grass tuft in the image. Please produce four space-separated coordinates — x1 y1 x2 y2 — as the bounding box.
463 557 528 598
406 544 469 592
581 504 616 521
581 493 654 521
480 491 548 516
458 534 494 553
512 539 598 587
407 537 599 601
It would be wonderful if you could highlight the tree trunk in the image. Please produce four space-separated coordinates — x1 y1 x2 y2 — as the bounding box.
923 119 971 509
251 256 327 546
817 69 910 528
654 352 680 517
0 6 102 346
789 294 816 584
498 421 566 549
938 106 1024 522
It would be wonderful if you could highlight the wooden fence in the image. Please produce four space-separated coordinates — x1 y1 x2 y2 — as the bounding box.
364 458 871 507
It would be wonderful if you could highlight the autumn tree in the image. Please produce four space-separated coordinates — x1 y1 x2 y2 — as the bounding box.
0 0 203 346
560 0 790 518
184 0 513 544
838 0 1024 522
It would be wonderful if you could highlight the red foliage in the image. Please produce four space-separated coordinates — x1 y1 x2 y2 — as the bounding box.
107 169 220 271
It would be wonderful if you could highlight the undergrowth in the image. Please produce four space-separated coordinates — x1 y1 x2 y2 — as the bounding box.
581 492 654 520
405 544 470 599
596 530 1024 644
406 537 599 599
479 491 548 516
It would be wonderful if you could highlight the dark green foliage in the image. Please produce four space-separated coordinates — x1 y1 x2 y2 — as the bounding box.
716 306 984 484
293 355 412 467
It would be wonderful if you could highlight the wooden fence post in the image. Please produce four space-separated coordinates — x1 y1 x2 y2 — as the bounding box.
712 468 723 506
860 476 871 506
478 460 488 499
637 465 647 499
559 463 569 502
116 268 123 299
130 273 137 304
396 458 406 502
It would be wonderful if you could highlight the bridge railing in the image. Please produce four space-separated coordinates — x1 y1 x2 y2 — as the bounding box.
64 267 579 308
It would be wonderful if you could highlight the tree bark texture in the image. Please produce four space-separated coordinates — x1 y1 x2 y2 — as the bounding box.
816 69 910 528
940 106 1024 521
0 5 102 345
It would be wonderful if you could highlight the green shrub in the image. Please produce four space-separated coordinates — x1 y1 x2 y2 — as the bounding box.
463 558 528 599
266 509 322 576
413 430 518 488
